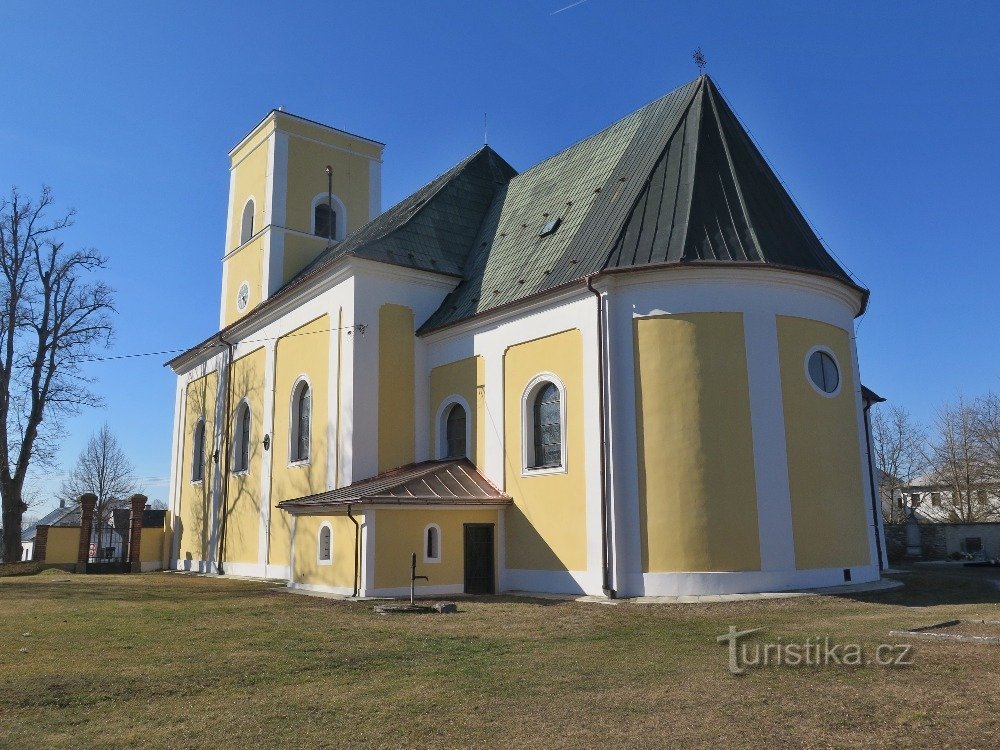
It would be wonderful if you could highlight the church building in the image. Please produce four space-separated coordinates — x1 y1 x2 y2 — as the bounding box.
166 75 887 598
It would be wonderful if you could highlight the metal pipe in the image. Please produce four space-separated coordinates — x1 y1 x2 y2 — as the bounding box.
347 503 360 597
410 551 428 605
586 275 615 599
862 401 885 571
325 165 333 243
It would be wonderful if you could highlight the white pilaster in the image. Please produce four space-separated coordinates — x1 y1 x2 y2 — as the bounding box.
743 311 796 572
258 340 277 575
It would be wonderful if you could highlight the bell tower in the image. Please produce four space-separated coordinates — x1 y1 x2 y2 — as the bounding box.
220 111 384 328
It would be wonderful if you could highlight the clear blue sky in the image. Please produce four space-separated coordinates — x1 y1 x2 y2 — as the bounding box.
2 1 998 513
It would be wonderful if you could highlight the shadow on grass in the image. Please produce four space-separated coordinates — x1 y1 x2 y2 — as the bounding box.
833 565 1000 608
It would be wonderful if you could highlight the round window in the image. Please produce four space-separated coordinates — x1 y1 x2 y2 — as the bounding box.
236 282 250 311
807 350 839 394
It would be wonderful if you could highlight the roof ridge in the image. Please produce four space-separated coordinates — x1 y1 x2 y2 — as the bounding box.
509 77 703 187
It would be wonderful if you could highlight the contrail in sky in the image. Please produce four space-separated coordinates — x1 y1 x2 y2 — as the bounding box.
550 0 588 15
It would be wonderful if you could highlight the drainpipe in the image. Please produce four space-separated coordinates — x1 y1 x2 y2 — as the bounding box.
586 275 616 599
347 503 360 597
216 332 235 575
862 400 885 571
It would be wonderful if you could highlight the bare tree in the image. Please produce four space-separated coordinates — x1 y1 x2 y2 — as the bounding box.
58 424 139 525
871 403 927 523
0 187 114 562
971 392 1000 511
928 398 997 522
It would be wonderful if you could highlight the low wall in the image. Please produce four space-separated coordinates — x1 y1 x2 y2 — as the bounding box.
45 526 82 564
885 522 1000 560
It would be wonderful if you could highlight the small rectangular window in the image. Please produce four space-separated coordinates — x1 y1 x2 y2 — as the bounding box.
965 537 983 554
931 492 941 507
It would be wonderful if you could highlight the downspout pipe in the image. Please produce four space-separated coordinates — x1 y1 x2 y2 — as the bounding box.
347 504 360 597
216 332 236 575
862 400 885 572
586 275 616 599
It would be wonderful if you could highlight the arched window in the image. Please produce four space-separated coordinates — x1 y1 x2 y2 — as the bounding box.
232 402 251 473
526 380 563 470
318 524 332 563
240 198 255 244
191 418 206 482
314 203 336 240
424 524 441 563
445 403 467 458
290 380 311 463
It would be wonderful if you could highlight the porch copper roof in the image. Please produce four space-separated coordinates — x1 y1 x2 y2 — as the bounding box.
277 459 511 512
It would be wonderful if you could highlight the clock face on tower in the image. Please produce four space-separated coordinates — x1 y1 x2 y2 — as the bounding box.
236 282 250 312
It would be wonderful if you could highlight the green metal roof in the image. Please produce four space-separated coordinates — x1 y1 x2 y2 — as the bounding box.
281 75 861 334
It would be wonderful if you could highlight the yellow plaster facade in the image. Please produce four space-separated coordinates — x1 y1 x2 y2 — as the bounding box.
633 313 762 573
373 508 499 589
44 527 80 564
377 304 415 472
429 356 486 466
291 514 357 590
177 370 218 563
778 316 870 569
268 315 330 568
222 347 265 565
503 329 587 572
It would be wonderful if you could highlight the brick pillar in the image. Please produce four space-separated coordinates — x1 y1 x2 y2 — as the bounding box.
76 493 97 573
127 494 148 573
33 525 50 562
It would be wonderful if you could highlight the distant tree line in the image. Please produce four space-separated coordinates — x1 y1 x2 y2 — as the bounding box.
873 394 1000 523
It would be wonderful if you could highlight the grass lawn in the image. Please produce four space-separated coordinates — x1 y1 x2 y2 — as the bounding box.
2 567 999 749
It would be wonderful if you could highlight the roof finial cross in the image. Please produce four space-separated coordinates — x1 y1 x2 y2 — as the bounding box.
693 47 707 74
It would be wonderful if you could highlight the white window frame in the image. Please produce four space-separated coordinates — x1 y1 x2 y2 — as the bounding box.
310 192 348 241
434 394 472 460
288 375 312 467
804 345 842 398
240 197 256 245
317 522 333 565
423 523 442 564
191 416 206 484
231 399 252 475
521 372 568 476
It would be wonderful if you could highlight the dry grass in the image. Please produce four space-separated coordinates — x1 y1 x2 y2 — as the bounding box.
2 567 1000 749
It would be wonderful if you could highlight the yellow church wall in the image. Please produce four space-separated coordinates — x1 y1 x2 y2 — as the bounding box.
372 508 499 589
377 304 415 472
283 135 373 241
429 356 485 466
277 115 382 160
228 130 271 252
178 371 218 563
281 232 329 284
222 347 266 565
222 238 264 326
44 527 80 564
503 329 587 572
633 313 761 573
269 315 330 569
291 514 357 589
777 316 870 570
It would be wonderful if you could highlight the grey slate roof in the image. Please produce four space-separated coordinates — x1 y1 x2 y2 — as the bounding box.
278 459 511 511
292 147 516 281
22 505 81 541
